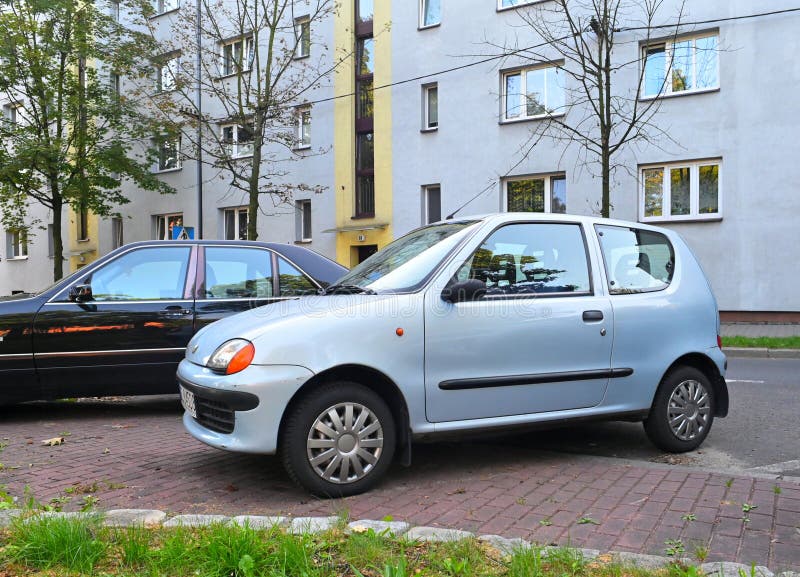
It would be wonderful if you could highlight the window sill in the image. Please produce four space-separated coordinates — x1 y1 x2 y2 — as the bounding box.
418 22 441 31
420 127 438 133
149 7 180 19
640 214 723 224
7 256 29 261
638 86 720 102
77 238 91 243
496 0 547 12
294 239 313 245
216 70 252 80
293 54 310 61
294 145 312 152
499 112 565 125
351 214 375 220
152 167 183 174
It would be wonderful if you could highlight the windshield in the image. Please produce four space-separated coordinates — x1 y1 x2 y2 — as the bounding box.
334 221 479 292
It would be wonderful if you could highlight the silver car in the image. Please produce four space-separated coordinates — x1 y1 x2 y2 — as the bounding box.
178 214 728 496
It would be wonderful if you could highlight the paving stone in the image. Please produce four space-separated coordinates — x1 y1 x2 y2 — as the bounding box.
231 515 287 529
163 514 229 527
347 519 411 535
26 511 102 522
777 573 800 577
576 548 601 561
701 562 773 577
0 508 22 528
405 526 474 542
478 534 531 555
289 516 340 534
614 551 676 569
104 509 166 527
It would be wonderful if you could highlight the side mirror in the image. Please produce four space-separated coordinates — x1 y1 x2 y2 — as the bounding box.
441 279 487 304
69 284 93 303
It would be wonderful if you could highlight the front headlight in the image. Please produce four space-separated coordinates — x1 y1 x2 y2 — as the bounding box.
206 339 255 375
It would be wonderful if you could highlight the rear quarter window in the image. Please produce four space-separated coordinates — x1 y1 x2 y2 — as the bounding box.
595 225 675 294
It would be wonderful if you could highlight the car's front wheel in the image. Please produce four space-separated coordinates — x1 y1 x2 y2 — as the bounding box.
644 366 715 453
280 381 395 497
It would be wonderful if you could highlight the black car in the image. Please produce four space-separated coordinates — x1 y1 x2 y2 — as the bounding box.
0 240 346 404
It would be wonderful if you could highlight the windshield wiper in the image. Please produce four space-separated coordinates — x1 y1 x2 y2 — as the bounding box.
322 284 376 295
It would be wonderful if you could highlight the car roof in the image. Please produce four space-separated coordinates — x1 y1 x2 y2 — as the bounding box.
441 213 677 235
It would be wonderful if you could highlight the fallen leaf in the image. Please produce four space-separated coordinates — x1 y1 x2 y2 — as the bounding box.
351 524 368 533
41 437 65 446
103 448 110 454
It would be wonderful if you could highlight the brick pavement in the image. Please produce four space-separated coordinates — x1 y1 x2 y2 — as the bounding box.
1 397 798 572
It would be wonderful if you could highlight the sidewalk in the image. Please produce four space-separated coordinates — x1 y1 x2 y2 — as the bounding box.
1 399 798 572
721 323 800 338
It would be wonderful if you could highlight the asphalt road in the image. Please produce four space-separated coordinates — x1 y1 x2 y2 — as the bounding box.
498 357 800 477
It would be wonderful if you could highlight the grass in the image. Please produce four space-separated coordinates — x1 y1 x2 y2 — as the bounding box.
722 335 800 349
0 513 715 577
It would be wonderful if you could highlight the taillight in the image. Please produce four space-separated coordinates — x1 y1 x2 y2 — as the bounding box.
717 335 723 349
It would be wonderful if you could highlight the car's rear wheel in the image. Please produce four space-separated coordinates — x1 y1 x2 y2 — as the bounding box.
280 381 395 497
644 366 715 453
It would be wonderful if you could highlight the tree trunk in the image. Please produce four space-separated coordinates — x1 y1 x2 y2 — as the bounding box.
601 146 610 218
246 110 265 240
50 180 64 281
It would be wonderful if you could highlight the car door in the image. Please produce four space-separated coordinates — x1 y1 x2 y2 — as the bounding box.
32 244 196 398
424 221 614 423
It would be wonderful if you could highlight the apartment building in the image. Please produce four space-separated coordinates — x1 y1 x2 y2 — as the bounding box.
2 0 798 316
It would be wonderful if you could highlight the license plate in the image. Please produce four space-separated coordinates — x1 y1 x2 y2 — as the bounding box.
180 386 197 419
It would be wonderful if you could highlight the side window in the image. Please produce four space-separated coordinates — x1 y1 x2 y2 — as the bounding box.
278 258 318 296
456 223 591 296
204 247 273 299
87 246 191 301
595 225 675 294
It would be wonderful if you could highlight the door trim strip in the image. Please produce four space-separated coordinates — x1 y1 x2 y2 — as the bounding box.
438 368 634 391
34 347 186 359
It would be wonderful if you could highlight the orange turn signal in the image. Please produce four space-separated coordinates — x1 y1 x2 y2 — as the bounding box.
226 342 255 375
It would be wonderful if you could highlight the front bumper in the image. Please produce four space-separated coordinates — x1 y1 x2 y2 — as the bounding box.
177 359 314 454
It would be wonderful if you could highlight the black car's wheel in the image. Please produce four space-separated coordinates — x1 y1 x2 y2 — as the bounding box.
280 381 395 497
644 366 715 453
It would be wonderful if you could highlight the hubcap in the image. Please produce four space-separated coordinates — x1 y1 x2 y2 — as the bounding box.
306 402 384 484
667 379 711 441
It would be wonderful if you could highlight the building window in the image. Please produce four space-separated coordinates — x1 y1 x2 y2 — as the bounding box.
420 0 440 27
498 0 540 10
296 107 311 148
423 185 441 224
357 0 373 24
505 174 567 214
110 72 121 100
296 200 312 242
355 132 374 217
221 36 254 76
155 54 179 92
422 83 438 130
155 0 179 14
3 104 17 126
641 160 721 222
221 123 254 158
224 207 248 240
642 33 719 98
112 217 124 249
503 64 565 121
109 1 120 21
6 228 27 258
295 17 311 58
154 135 181 171
154 213 184 240
47 224 55 257
356 38 374 120
77 206 89 241
354 0 374 219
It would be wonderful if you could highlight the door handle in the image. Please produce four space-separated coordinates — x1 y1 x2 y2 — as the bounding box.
582 310 604 322
160 306 193 317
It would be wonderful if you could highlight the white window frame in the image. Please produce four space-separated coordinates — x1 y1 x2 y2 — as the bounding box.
109 0 120 21
111 217 124 249
296 199 312 242
419 0 440 28
155 0 179 15
154 135 181 172
422 83 438 131
294 16 311 59
6 228 28 259
296 106 311 149
503 174 567 214
154 213 184 240
422 184 442 224
221 36 254 76
640 32 719 99
501 63 565 123
497 0 544 11
639 159 723 223
156 54 179 92
221 123 254 158
223 207 248 240
3 103 18 126
110 72 121 99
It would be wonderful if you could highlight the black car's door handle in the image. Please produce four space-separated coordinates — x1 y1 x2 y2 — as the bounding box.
582 310 604 322
160 306 193 317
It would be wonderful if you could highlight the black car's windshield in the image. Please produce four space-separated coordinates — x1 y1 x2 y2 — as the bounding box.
332 221 479 292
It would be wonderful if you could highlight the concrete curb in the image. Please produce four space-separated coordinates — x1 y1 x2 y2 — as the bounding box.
724 347 800 359
0 509 794 575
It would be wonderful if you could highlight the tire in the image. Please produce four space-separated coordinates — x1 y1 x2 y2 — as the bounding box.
280 381 396 497
643 366 715 453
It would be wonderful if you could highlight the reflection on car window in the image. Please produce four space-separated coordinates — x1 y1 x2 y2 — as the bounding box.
278 258 318 296
456 223 591 296
205 247 273 299
88 247 191 301
595 225 675 294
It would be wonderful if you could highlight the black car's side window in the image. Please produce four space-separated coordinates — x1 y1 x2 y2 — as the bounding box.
278 257 318 296
84 247 192 302
456 223 592 296
204 247 273 299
